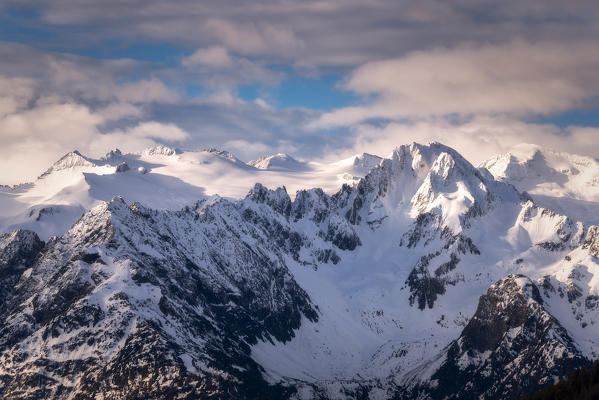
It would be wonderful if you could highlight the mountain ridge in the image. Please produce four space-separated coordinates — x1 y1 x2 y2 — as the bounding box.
0 142 598 399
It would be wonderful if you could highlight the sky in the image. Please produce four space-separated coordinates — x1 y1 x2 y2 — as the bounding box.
1 0 599 184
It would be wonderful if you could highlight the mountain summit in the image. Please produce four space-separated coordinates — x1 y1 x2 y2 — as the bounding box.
248 153 308 171
482 143 599 225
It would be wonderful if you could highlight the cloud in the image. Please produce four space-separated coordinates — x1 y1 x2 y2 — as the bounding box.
147 97 322 156
4 1 599 188
84 123 190 159
0 102 102 145
113 78 181 104
181 48 284 90
96 102 143 121
332 116 599 166
201 18 304 56
121 121 190 140
46 59 180 105
0 58 319 185
0 39 316 184
0 76 36 117
0 43 180 106
0 101 103 184
312 40 599 128
221 139 272 161
0 92 191 184
22 0 599 67
182 47 232 67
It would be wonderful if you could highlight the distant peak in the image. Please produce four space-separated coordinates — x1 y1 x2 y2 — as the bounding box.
354 152 380 160
102 148 123 161
481 143 590 184
202 147 244 164
39 150 97 178
142 145 178 157
352 152 382 170
204 147 234 157
248 153 307 171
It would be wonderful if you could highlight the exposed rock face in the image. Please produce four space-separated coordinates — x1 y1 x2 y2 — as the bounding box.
583 226 599 257
142 145 177 157
203 148 245 165
404 275 588 400
0 183 371 399
115 162 130 173
0 229 44 307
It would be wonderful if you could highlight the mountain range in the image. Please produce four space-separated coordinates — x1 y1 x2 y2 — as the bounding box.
0 142 598 399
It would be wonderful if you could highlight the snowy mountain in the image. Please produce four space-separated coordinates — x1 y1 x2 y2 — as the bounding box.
482 143 599 225
248 153 308 171
0 142 598 399
0 146 380 240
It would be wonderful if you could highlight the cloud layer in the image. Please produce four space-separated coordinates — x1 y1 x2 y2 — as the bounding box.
20 0 599 66
340 117 599 166
313 41 599 127
1 2 599 184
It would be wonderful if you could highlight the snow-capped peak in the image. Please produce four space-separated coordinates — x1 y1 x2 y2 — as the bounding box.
248 153 308 171
408 146 512 232
331 152 382 175
482 143 547 182
141 145 178 157
101 148 123 162
352 152 382 170
482 143 599 224
202 147 245 165
481 143 599 185
39 150 98 178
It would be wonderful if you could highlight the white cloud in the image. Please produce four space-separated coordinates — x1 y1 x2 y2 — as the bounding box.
253 98 272 109
334 116 599 167
0 102 104 184
222 138 303 162
181 47 285 91
96 102 143 121
202 18 304 55
222 139 272 161
0 94 190 184
113 78 181 104
0 77 35 117
122 121 190 140
182 46 232 67
34 0 599 69
0 102 103 145
312 41 599 128
39 53 181 105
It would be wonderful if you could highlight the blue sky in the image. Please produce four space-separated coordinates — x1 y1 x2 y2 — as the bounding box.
238 74 359 110
0 2 357 111
1 0 599 183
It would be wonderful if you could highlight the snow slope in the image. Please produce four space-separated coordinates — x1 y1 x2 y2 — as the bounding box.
0 147 382 240
482 143 599 225
251 143 599 394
